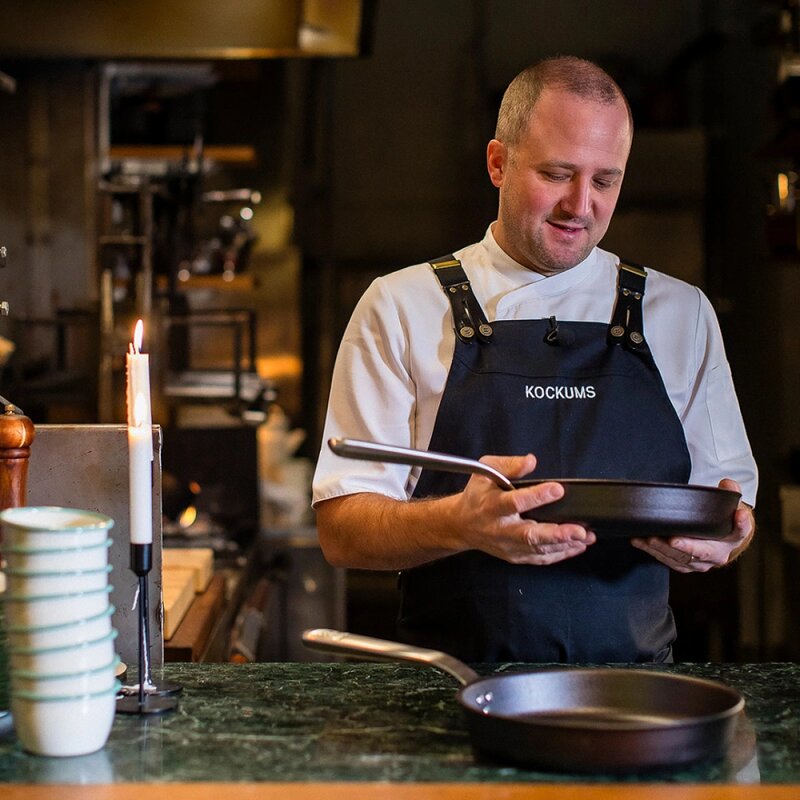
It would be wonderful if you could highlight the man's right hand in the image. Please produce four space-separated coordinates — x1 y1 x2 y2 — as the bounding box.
454 453 596 565
316 452 595 571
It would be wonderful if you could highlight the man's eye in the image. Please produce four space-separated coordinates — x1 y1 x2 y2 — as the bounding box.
543 173 569 182
594 177 618 189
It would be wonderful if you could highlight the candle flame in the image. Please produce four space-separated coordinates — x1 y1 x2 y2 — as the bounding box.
133 391 147 427
133 319 144 354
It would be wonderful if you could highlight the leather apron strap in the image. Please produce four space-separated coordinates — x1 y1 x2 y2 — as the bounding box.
608 260 649 352
430 255 493 344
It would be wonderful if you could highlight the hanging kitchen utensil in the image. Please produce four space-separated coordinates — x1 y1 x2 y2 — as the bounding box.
328 437 740 539
303 628 745 773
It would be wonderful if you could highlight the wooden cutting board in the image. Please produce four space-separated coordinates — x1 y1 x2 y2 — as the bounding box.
162 566 196 640
162 547 214 592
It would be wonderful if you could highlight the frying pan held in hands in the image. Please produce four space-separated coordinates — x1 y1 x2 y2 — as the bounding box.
328 438 741 539
302 628 745 773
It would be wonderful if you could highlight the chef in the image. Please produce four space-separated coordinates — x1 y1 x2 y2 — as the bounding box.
312 56 757 663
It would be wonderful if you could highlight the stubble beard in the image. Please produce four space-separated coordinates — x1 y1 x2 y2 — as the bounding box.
518 224 597 276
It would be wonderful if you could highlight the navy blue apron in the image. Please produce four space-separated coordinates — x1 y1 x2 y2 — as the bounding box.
397 256 691 663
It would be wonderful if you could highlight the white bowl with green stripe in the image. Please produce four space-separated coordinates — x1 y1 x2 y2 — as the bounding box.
11 681 120 756
4 564 112 596
2 586 113 627
8 630 118 675
3 539 112 572
6 606 115 649
0 507 113 550
10 655 121 697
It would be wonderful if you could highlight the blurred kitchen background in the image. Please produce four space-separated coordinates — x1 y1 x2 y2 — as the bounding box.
0 0 797 663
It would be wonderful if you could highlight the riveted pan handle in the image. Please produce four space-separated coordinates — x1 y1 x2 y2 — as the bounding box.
328 437 514 491
302 628 480 686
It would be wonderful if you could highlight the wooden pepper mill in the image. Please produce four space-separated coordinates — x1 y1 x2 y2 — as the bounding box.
0 402 34 513
0 403 33 714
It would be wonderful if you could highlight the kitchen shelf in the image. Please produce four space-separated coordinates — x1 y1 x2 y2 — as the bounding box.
156 274 257 292
109 144 257 165
96 180 156 421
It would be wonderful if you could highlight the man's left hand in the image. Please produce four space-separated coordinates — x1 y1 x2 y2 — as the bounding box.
631 479 755 573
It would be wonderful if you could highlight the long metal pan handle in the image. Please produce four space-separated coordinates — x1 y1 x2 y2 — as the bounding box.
328 437 514 491
302 628 479 686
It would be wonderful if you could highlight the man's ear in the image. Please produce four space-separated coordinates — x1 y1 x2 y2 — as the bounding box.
486 139 507 188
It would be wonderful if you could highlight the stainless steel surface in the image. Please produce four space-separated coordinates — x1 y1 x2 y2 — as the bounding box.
328 437 515 490
26 424 164 668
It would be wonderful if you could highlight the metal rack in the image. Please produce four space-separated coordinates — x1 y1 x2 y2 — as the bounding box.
160 307 274 424
96 179 156 421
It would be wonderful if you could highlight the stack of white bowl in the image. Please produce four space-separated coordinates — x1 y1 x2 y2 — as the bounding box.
0 506 120 757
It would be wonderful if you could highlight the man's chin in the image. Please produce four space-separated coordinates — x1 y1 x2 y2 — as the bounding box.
537 245 593 274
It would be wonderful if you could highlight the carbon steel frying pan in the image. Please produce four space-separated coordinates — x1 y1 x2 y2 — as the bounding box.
303 628 745 772
328 437 741 539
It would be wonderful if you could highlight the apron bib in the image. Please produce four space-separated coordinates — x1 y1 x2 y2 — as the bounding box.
398 258 691 663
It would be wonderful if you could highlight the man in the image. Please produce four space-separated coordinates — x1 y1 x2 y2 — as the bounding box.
312 56 757 663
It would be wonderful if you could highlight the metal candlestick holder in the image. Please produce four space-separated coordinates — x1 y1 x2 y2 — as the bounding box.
116 544 180 715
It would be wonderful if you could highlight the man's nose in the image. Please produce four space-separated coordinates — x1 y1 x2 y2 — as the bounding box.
559 179 592 218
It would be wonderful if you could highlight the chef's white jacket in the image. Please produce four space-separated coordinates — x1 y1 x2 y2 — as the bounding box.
312 225 758 509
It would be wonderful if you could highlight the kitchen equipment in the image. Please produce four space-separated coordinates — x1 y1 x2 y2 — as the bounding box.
4 564 113 596
0 401 34 719
303 628 745 772
0 404 34 513
0 507 113 549
6 606 115 649
2 539 112 572
10 682 120 757
0 505 119 752
10 656 120 697
9 630 118 675
328 438 741 538
2 586 113 628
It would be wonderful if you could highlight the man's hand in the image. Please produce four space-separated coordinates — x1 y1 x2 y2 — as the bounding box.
455 453 596 565
317 452 596 571
630 478 754 573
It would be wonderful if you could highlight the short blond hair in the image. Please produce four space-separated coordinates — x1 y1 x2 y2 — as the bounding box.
495 56 632 146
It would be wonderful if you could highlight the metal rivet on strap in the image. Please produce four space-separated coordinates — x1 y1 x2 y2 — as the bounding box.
460 326 475 338
449 287 457 293
630 331 644 345
610 325 625 338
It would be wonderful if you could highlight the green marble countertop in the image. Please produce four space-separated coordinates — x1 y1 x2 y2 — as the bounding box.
0 661 797 785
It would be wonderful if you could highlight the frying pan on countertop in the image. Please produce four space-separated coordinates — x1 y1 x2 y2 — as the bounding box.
302 628 745 773
328 437 741 539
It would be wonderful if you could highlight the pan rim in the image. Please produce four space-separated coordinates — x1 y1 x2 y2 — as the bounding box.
514 480 740 538
515 478 739 496
457 668 745 731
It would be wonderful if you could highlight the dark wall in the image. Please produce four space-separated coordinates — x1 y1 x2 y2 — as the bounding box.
296 0 756 449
